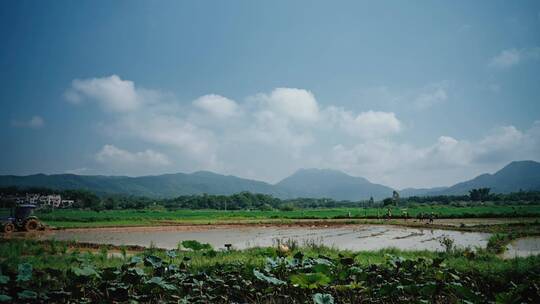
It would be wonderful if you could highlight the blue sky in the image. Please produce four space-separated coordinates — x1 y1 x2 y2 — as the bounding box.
1 0 539 188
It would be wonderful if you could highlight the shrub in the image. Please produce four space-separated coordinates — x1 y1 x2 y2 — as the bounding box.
180 240 213 251
439 236 455 254
487 234 510 254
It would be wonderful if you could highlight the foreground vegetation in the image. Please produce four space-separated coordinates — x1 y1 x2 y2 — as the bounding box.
35 205 540 228
0 239 538 303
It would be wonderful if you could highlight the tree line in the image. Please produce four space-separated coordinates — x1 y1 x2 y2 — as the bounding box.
1 186 539 211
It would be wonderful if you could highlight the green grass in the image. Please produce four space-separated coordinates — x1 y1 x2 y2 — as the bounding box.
35 204 540 228
1 238 538 275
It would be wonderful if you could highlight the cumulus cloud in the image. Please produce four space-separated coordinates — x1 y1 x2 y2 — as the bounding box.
11 115 45 129
326 108 401 139
66 76 404 178
96 144 170 166
330 141 420 175
119 114 216 159
243 89 401 157
248 109 315 150
489 47 540 68
325 121 540 188
193 94 239 118
65 75 218 171
65 75 141 112
422 136 474 168
256 88 320 123
344 110 401 138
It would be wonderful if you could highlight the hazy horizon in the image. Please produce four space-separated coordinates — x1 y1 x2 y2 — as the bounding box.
1 1 540 189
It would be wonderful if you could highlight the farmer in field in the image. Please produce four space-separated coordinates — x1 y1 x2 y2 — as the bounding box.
386 208 392 220
402 210 409 221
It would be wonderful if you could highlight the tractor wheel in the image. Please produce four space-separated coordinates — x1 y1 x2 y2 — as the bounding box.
2 223 15 233
23 219 39 232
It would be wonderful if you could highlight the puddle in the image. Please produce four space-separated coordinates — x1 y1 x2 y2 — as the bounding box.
35 225 491 252
503 237 540 258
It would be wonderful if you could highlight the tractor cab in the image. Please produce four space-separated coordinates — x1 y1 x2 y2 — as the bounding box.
1 204 40 233
14 204 36 221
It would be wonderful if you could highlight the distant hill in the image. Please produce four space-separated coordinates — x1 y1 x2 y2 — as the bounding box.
0 168 393 200
0 171 286 198
1 160 539 200
431 160 540 195
399 187 449 197
276 168 393 200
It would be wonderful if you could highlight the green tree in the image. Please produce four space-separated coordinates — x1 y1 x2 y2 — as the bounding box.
382 198 395 206
103 197 118 210
469 188 491 202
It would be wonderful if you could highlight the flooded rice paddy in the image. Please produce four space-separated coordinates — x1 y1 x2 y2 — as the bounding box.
503 236 540 258
41 225 493 252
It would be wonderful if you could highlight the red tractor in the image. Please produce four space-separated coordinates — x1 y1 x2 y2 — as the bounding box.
1 204 41 233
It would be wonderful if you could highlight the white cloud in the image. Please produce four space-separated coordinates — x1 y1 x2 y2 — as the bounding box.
245 88 321 150
489 47 540 68
66 77 403 178
257 88 320 123
65 75 140 112
120 115 216 159
11 115 45 129
324 122 540 188
249 109 315 150
193 94 239 118
326 108 401 139
422 136 474 167
96 144 170 166
352 111 401 137
330 141 421 175
65 75 218 170
479 126 523 148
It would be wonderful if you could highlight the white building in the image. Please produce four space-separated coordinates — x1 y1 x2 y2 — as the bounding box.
7 193 75 209
25 194 41 205
60 199 74 208
38 194 62 208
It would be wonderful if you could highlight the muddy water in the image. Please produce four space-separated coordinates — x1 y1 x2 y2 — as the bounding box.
503 237 540 258
42 225 491 251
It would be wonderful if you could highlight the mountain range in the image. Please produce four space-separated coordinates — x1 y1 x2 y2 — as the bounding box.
0 160 539 200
